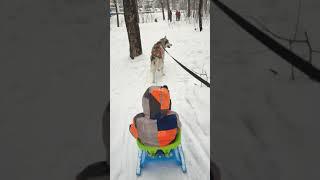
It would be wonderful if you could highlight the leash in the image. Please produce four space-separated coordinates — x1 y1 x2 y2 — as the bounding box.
163 48 210 88
212 0 320 83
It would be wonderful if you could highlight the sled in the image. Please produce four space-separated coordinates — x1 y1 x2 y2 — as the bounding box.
135 130 187 176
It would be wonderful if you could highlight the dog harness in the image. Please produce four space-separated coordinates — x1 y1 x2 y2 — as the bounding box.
151 42 164 59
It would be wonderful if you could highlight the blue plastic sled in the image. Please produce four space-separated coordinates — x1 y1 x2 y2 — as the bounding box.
135 131 187 176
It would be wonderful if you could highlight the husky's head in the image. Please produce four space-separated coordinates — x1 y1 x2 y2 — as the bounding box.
160 36 172 48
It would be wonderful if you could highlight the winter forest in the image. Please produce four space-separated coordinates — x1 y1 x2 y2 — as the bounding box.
110 0 210 179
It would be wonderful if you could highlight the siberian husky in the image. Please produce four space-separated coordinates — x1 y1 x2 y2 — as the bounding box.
150 36 172 83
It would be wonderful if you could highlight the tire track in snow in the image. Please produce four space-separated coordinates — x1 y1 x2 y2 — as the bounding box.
185 97 207 137
183 114 210 162
184 97 210 158
182 120 209 180
181 93 210 179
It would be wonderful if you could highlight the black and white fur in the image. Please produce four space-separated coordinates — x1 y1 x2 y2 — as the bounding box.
150 36 172 83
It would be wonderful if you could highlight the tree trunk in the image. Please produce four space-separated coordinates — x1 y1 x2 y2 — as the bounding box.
166 0 171 22
193 0 196 18
161 0 165 20
172 0 176 10
136 0 140 23
199 0 203 31
204 0 207 14
114 0 120 27
187 0 191 17
123 0 142 59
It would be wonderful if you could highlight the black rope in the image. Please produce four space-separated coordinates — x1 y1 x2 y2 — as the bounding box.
212 0 320 83
163 48 211 88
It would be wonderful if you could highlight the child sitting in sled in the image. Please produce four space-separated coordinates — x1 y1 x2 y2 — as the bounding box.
129 85 181 147
129 85 187 175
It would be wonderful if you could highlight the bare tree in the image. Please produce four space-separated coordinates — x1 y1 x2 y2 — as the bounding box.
123 0 142 59
136 0 140 23
187 0 191 17
166 0 171 22
161 0 165 20
193 0 197 18
204 0 208 14
113 0 120 27
179 0 186 10
199 0 203 31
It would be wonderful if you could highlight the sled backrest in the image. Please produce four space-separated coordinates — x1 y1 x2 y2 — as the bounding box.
137 129 181 157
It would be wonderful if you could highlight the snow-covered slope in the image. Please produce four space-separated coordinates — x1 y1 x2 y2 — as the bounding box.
213 1 320 179
110 13 210 180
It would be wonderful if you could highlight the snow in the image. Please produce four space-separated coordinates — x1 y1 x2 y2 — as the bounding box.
110 13 210 179
213 1 320 179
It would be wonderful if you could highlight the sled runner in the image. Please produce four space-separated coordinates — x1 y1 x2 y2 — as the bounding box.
135 130 187 176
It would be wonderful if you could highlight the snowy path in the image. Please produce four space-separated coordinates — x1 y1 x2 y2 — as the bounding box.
110 17 210 179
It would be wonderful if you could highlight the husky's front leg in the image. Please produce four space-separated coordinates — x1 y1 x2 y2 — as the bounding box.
152 66 156 83
151 60 156 83
151 68 156 83
153 71 156 83
160 59 165 76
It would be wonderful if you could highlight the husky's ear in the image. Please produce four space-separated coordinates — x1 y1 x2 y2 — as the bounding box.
164 36 167 39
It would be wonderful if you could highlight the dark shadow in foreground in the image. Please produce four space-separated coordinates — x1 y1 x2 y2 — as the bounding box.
76 161 109 180
76 103 110 180
211 161 221 180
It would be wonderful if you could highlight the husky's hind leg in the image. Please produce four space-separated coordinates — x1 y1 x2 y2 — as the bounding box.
161 65 165 76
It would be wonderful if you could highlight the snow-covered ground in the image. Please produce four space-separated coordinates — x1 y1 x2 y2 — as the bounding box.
213 1 320 179
110 13 210 179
